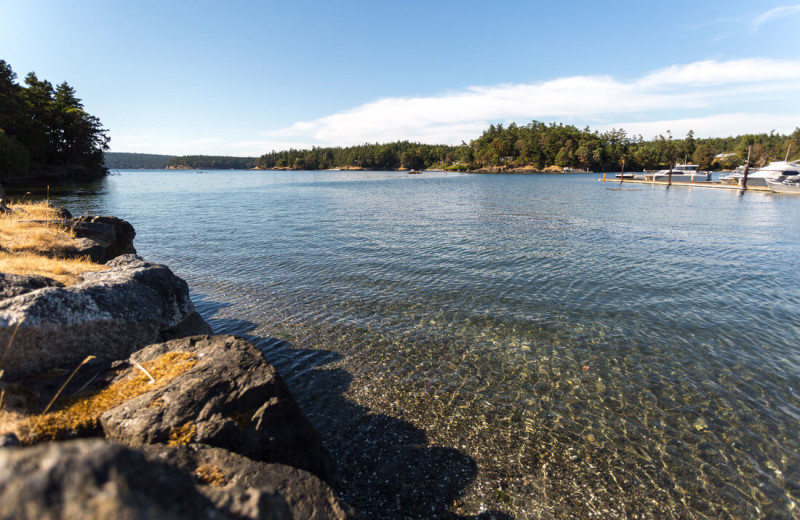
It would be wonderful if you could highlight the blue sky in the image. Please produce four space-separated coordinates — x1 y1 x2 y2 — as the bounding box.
1 0 799 156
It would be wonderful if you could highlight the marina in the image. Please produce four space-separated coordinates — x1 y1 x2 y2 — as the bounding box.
600 174 772 191
602 159 800 194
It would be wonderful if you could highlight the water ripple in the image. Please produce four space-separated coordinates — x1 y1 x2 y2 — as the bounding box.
50 171 800 519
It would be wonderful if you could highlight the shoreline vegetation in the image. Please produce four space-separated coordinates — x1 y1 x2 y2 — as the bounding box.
105 124 800 175
0 61 109 187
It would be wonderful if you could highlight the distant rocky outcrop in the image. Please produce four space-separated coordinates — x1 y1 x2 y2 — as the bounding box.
71 215 137 262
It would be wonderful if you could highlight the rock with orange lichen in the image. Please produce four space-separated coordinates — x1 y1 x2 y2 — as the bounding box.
0 439 290 520
100 335 337 485
144 444 357 519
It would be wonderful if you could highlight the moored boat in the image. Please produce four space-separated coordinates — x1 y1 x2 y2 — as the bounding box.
719 164 757 184
721 160 800 187
766 174 800 194
651 164 711 182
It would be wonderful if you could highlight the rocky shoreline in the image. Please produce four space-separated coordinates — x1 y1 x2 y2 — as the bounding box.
0 208 356 518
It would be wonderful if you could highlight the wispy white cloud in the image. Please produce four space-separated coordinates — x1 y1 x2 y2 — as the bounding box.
262 58 800 150
752 4 800 31
111 58 800 156
637 58 800 87
597 113 800 141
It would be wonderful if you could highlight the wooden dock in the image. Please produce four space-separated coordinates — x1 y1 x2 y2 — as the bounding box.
598 177 772 192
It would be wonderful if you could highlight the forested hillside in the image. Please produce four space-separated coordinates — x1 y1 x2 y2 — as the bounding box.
166 155 257 169
466 122 799 171
256 141 457 171
0 60 109 183
104 152 174 169
255 123 800 172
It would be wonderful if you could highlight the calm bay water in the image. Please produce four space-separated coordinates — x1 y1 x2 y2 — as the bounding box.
48 170 799 519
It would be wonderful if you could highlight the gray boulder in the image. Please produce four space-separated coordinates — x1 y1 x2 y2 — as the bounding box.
0 439 219 519
0 439 289 520
144 445 357 519
100 335 337 485
70 215 137 263
0 255 211 380
0 272 64 300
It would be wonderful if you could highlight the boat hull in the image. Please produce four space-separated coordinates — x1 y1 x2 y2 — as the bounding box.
767 179 800 194
651 173 712 182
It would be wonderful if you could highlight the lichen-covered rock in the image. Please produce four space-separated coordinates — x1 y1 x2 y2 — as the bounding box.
0 272 64 300
0 439 231 519
0 255 210 380
144 445 357 519
100 335 337 485
0 439 355 520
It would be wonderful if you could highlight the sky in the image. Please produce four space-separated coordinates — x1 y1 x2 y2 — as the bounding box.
1 0 799 156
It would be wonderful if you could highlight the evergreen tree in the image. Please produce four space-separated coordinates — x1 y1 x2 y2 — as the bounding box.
0 60 109 182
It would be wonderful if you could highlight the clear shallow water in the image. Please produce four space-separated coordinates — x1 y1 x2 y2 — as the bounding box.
48 170 799 519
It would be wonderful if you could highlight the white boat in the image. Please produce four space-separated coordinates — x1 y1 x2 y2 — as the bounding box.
766 174 800 194
651 164 711 182
719 164 757 184
721 160 800 187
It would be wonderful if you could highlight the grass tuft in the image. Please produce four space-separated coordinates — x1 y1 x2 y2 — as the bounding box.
0 201 107 285
4 351 198 443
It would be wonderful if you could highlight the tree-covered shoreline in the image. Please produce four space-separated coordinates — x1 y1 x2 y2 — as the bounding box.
0 60 110 185
255 122 800 173
104 152 176 170
106 124 800 174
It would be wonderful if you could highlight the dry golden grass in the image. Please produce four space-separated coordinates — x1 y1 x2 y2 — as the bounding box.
6 200 64 220
5 351 198 444
0 251 106 285
0 201 107 285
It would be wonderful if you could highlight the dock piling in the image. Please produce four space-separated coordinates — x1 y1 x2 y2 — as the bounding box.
739 146 752 190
